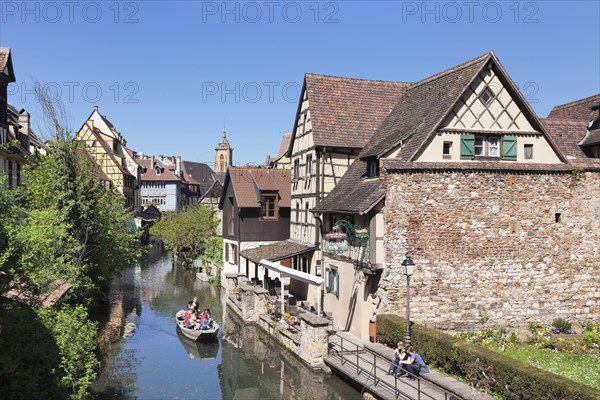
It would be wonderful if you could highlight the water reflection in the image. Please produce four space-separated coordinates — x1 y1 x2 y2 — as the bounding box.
92 245 359 399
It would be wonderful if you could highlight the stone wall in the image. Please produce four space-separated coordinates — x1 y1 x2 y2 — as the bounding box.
379 169 599 330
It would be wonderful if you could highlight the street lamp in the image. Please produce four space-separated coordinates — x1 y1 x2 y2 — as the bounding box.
401 255 415 346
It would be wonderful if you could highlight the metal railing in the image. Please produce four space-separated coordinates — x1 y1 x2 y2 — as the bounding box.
329 333 459 400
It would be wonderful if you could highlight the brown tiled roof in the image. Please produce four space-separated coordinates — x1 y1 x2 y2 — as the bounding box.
382 159 572 172
547 94 600 121
294 74 411 150
181 161 214 186
3 279 72 307
135 205 162 221
361 52 492 160
221 167 291 209
542 118 590 159
568 158 600 171
313 159 385 214
137 158 181 181
580 129 600 146
318 52 572 214
200 180 223 201
240 240 315 263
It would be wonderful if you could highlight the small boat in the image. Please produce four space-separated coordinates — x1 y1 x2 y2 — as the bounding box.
176 329 219 360
175 310 220 341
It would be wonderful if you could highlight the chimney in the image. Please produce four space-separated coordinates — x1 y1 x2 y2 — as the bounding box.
176 156 181 176
94 105 98 112
151 155 154 168
18 109 30 151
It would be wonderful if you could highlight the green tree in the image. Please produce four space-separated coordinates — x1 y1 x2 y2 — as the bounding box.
150 205 219 265
17 138 142 305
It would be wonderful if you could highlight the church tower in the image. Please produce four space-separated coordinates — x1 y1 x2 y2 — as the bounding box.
214 127 233 173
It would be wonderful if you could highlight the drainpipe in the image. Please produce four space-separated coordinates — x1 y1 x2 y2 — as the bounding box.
313 214 324 317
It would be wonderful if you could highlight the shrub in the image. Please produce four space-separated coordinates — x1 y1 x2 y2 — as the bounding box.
583 331 600 345
376 314 600 400
552 318 572 334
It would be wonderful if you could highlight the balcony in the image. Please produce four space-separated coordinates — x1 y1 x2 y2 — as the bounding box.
322 221 371 269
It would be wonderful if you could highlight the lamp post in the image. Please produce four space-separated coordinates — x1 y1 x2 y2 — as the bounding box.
401 255 415 346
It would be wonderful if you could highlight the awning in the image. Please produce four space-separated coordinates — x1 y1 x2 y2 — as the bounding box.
240 239 315 264
259 259 324 286
259 259 324 316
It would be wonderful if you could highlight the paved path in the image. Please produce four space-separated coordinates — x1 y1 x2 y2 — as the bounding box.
325 331 493 400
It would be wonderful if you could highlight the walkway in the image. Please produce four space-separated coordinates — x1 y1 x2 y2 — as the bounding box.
325 331 493 400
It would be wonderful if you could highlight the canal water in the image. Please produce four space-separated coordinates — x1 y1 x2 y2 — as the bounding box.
91 245 361 399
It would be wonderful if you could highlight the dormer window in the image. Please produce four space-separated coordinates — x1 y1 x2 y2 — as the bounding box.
260 193 278 220
479 88 494 105
367 160 379 177
155 167 161 175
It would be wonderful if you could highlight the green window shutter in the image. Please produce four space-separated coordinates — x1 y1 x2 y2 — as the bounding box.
460 134 475 159
503 136 517 160
335 270 339 297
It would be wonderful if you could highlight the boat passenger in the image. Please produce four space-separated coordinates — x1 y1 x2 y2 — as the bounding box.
191 297 200 314
184 307 195 329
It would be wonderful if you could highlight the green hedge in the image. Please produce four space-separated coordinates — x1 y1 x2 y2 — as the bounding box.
377 314 600 400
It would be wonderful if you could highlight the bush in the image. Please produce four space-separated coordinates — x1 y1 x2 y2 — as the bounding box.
552 318 572 334
583 331 600 345
376 314 600 400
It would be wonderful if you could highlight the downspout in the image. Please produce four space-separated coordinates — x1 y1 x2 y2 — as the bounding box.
313 214 324 317
237 208 242 276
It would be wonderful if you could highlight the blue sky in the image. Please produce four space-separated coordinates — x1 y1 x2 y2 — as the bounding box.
1 1 599 166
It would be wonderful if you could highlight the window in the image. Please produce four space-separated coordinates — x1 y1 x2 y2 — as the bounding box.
305 154 312 176
293 158 300 179
443 142 452 159
461 134 510 159
367 160 379 177
474 136 485 156
479 88 494 105
488 136 500 157
325 267 339 297
227 197 234 235
305 202 309 224
260 194 277 220
524 144 533 160
295 203 300 222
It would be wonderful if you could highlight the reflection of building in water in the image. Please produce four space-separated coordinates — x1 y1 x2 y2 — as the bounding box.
220 307 357 400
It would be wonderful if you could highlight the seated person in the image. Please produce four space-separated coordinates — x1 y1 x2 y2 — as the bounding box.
388 341 407 375
184 308 194 329
398 346 428 380
191 296 200 314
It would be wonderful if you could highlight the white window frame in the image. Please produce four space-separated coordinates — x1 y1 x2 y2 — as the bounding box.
443 141 452 159
524 144 533 160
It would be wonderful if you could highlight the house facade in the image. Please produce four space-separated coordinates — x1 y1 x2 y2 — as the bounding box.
181 160 215 206
136 156 183 212
0 48 46 190
0 47 21 189
75 107 140 209
219 167 291 283
357 53 599 331
313 52 599 339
